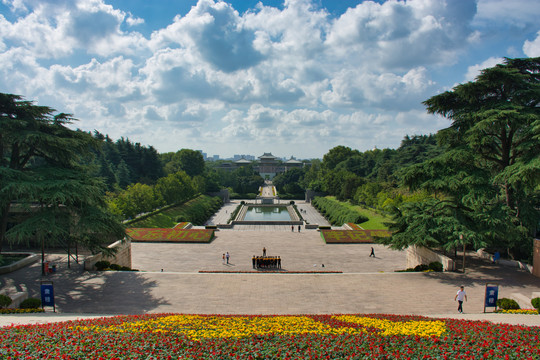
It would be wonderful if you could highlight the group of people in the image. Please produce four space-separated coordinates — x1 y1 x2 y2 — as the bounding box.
222 252 230 264
253 247 281 269
253 255 281 269
291 225 301 232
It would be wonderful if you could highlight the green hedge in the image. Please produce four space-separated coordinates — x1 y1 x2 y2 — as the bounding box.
532 297 540 311
497 298 520 310
312 197 368 226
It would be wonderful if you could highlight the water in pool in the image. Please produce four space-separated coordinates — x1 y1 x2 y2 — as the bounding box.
243 206 292 221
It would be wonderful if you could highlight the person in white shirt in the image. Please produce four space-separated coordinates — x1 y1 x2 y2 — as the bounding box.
454 286 467 313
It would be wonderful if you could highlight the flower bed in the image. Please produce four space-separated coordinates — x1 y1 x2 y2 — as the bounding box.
172 222 190 229
496 309 539 315
321 229 392 243
1 313 539 358
126 228 215 243
346 222 363 230
0 308 44 314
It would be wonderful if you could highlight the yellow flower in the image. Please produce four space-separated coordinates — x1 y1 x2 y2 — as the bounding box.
334 316 446 337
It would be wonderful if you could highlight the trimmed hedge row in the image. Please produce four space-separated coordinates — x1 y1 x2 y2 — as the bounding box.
312 197 368 226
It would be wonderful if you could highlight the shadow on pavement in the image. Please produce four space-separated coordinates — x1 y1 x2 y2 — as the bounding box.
0 254 169 314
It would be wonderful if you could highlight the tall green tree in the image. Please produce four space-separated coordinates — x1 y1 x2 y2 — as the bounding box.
382 58 540 262
423 57 540 231
107 183 162 219
322 145 359 170
154 171 196 205
177 149 205 177
0 93 125 254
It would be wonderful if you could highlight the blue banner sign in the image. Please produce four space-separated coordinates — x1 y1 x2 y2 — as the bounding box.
40 284 55 307
485 285 498 308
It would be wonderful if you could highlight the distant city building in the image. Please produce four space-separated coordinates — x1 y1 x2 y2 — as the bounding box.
196 150 207 160
233 154 255 161
284 156 303 171
234 157 252 166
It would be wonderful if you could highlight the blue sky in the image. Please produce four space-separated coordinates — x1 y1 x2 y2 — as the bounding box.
1 0 539 159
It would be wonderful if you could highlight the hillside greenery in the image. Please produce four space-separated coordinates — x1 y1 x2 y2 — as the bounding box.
127 195 223 228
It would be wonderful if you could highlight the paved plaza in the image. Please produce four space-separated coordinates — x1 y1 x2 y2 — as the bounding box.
1 201 540 327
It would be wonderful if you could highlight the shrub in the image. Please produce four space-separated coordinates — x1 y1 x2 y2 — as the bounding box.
20 298 41 309
312 197 368 226
109 264 122 271
428 262 443 272
414 264 429 272
228 204 242 224
120 266 132 271
0 294 12 309
497 298 520 310
95 260 111 271
531 297 540 311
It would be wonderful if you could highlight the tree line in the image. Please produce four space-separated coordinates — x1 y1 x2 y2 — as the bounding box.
273 57 539 262
2 57 537 262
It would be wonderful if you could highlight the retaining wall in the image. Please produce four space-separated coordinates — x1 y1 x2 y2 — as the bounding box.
84 239 132 271
406 245 455 271
0 253 39 275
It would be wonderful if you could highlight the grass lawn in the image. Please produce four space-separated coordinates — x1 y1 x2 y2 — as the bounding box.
326 196 392 230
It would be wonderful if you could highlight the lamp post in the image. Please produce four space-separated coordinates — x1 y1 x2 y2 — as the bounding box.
459 234 466 273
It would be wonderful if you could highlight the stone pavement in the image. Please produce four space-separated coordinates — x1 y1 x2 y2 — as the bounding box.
1 201 540 328
204 200 331 229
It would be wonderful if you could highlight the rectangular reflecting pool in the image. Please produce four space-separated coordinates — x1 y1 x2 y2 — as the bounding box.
243 206 292 221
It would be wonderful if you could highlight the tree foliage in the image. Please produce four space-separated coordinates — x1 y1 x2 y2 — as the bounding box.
161 149 205 177
0 93 124 253
91 131 164 190
385 58 540 260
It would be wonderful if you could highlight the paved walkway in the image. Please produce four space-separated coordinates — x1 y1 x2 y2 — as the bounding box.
1 201 540 328
204 200 331 230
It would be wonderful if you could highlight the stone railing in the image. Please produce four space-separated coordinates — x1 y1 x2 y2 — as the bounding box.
477 248 534 274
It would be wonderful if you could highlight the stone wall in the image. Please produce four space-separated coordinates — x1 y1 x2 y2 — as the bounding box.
406 245 455 271
534 239 540 278
0 287 28 309
84 239 132 271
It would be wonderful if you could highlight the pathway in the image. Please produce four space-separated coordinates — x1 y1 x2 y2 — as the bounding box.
1 200 540 328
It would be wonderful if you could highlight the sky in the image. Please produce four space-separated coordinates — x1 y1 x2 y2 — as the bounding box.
1 0 539 159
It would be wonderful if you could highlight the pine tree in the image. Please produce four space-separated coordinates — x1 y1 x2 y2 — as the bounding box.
0 93 125 254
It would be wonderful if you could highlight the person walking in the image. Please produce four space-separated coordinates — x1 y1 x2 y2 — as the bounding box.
454 286 467 313
222 253 225 264
291 225 294 232
369 247 375 257
226 252 230 265
298 225 301 232
263 247 266 256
